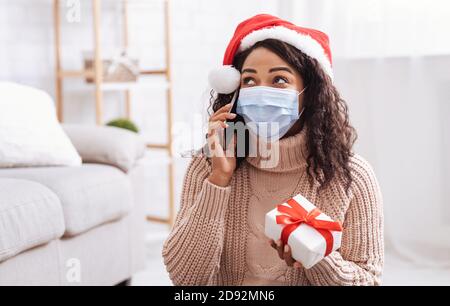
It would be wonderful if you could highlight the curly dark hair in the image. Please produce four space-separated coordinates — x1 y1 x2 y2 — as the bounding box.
208 39 357 191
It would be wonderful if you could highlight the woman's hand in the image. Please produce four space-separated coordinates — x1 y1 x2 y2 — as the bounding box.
207 103 237 187
269 239 303 269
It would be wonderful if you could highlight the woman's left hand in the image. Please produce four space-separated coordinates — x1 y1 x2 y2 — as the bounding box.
269 239 303 269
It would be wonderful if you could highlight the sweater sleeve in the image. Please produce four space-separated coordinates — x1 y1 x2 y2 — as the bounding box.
162 154 232 286
304 156 384 286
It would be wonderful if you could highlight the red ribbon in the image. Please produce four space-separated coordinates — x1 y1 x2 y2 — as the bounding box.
276 198 343 256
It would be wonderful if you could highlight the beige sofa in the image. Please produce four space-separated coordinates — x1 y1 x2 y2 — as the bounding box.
0 125 147 286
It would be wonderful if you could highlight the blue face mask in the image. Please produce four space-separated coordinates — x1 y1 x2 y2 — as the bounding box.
236 86 306 142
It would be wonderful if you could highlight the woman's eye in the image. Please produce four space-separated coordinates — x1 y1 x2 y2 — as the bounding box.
273 76 288 84
242 77 256 85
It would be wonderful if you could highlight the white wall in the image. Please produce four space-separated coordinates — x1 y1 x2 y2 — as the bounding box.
334 56 450 248
0 0 280 217
290 0 450 58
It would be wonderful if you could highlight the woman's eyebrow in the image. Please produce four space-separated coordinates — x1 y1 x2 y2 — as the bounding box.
242 68 257 74
269 67 293 74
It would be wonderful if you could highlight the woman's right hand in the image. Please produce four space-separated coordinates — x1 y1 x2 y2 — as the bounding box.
207 103 237 187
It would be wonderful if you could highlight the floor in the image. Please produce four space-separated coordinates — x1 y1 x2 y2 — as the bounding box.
131 222 450 286
131 222 172 286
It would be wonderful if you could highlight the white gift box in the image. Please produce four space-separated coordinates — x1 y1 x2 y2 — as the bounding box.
264 194 342 269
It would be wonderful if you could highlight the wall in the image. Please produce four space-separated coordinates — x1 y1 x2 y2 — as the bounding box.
0 0 280 217
334 56 450 252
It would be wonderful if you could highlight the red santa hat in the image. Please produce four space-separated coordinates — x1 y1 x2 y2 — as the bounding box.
208 14 333 94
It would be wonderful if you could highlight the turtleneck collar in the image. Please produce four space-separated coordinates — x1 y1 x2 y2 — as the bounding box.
245 126 308 172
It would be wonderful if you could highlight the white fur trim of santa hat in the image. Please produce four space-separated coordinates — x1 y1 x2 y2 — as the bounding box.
238 26 333 79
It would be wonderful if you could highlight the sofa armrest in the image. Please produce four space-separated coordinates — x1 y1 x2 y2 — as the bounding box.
62 124 146 173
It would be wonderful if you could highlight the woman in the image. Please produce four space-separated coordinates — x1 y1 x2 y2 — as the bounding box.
162 14 384 286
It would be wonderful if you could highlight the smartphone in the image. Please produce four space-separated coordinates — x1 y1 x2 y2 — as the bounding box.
223 91 249 161
223 92 238 151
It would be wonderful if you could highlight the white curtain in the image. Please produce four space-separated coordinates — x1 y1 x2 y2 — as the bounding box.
289 0 450 58
284 0 450 269
335 56 450 268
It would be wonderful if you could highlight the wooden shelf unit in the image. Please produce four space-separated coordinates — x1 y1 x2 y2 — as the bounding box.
53 0 176 227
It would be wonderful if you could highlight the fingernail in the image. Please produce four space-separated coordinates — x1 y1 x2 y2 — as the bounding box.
230 113 237 118
294 262 301 269
276 240 281 247
284 245 289 253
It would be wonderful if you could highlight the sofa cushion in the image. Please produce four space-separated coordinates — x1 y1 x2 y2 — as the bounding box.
0 178 65 263
0 165 133 237
63 125 146 173
0 82 82 168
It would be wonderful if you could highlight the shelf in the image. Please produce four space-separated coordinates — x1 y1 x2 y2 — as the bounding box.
58 69 167 79
58 70 94 78
99 80 170 91
146 215 171 224
147 143 170 150
53 0 175 227
140 69 167 75
58 69 170 91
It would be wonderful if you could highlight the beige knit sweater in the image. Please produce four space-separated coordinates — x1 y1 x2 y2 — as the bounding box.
162 128 384 286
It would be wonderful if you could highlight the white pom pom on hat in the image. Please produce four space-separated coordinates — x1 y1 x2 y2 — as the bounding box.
208 14 334 94
208 65 241 94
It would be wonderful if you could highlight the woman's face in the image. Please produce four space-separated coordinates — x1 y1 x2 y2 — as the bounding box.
241 47 305 102
240 46 306 137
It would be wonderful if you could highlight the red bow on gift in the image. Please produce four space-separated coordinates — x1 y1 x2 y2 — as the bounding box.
276 198 343 256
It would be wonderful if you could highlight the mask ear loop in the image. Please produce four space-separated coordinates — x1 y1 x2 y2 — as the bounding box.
298 107 305 118
297 86 307 118
298 86 307 96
